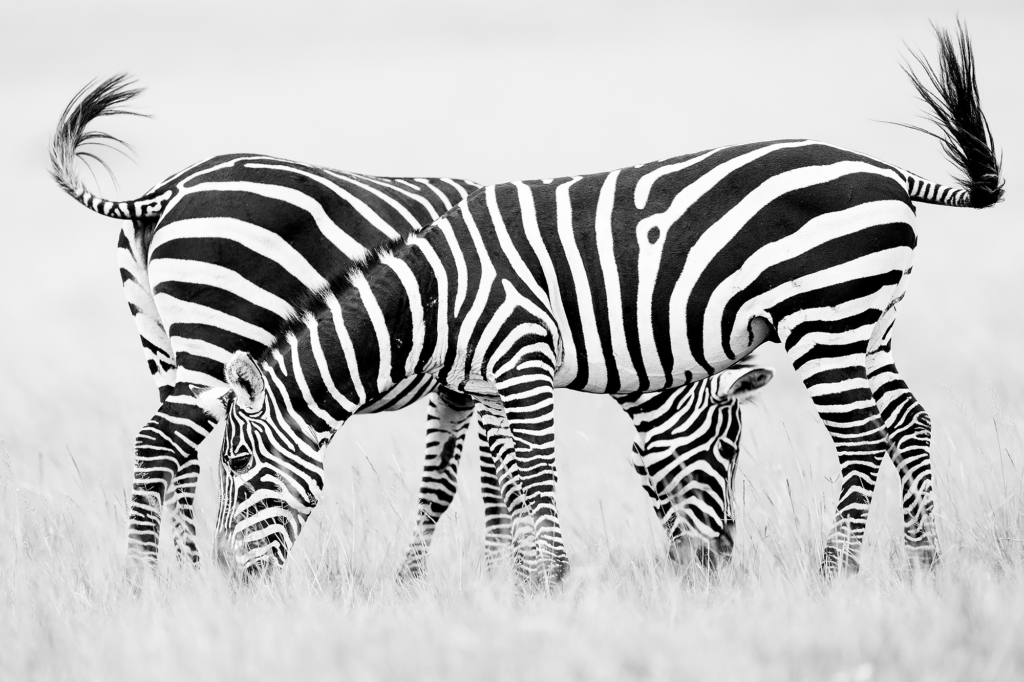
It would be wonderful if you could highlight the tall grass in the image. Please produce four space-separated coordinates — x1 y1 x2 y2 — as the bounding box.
3 331 1024 681
3 211 1024 680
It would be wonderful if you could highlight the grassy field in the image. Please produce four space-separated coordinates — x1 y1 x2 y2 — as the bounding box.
3 3 1024 681
4 222 1024 681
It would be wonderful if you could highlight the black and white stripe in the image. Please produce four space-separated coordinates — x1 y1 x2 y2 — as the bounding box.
49 78 475 578
206 24 1002 581
50 76 769 579
399 360 773 577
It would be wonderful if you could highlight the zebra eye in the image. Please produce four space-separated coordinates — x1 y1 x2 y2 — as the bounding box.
227 449 255 474
715 439 738 461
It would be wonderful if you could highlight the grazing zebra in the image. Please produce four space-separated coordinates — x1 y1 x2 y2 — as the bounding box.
202 24 1002 581
401 359 772 577
49 77 771 580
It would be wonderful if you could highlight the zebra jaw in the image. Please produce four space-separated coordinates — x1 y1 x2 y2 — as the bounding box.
192 384 231 419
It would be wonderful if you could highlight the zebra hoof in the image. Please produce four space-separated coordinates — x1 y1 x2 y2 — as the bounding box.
908 545 940 571
396 560 425 582
532 562 569 592
123 566 148 596
512 554 569 591
173 544 202 568
819 546 860 580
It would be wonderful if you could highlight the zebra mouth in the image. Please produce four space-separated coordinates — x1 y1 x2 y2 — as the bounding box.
237 523 290 577
242 546 284 580
214 509 291 579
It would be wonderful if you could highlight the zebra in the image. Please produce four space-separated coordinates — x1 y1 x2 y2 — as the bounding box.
201 23 1002 581
401 359 772 577
49 76 773 581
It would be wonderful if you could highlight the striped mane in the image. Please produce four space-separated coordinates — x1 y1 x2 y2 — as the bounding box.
263 240 410 363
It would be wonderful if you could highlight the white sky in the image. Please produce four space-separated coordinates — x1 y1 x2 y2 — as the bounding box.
0 1 1021 462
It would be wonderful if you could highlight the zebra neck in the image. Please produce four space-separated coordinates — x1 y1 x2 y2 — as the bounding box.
273 239 443 433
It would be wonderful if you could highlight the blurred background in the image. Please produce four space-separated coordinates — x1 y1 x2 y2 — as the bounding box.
1 0 1022 571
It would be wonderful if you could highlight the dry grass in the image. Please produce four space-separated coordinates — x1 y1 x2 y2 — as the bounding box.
2 9 1022 677
3 430 1024 682
4 227 1024 680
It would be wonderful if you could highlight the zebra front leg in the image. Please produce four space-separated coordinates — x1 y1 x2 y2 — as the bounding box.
399 388 476 580
475 401 544 584
478 419 514 568
490 358 568 586
127 389 215 584
167 456 201 565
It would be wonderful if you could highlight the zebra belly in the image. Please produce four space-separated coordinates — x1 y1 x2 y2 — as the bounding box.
552 310 770 394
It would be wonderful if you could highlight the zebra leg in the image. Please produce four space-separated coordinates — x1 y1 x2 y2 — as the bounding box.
398 388 475 580
127 387 215 583
478 418 514 568
166 457 202 565
489 357 568 586
781 322 888 577
474 401 540 583
868 341 939 568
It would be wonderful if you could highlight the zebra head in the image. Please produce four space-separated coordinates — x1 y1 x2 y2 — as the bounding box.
197 351 337 577
621 363 774 568
687 363 774 565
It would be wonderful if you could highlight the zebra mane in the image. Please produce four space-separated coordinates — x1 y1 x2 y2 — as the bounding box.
262 240 408 363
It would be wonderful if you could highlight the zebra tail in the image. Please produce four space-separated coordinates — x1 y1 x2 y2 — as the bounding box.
899 21 1004 209
49 74 166 221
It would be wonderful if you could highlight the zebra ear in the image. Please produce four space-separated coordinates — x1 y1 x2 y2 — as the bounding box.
192 384 231 419
717 366 774 402
225 351 266 412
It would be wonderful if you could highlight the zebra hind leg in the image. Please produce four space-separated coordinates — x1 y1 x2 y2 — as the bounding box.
398 388 475 580
779 314 889 578
868 341 939 568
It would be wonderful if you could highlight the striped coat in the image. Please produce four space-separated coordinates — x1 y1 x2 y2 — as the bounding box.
206 25 1002 581
49 78 771 580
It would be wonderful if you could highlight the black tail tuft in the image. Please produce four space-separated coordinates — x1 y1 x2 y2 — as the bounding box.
902 21 1004 208
49 74 147 199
